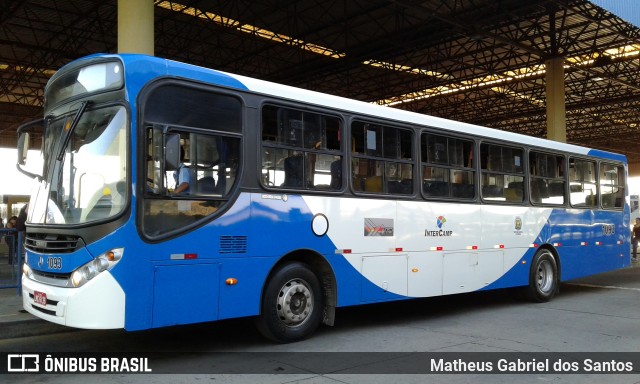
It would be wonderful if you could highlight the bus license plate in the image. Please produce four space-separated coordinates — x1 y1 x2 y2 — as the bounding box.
34 291 47 306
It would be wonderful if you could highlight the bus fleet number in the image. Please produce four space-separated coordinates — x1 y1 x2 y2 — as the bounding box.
602 224 615 236
47 257 62 270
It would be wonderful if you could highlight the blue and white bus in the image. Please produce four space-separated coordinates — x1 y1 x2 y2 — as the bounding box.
18 54 630 342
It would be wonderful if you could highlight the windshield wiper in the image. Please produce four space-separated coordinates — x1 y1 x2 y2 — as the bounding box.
56 100 91 161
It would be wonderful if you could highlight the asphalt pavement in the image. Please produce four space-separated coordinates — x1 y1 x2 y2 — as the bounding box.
0 286 73 340
1 260 638 341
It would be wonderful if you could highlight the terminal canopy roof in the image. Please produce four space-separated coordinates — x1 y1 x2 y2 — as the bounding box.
1 0 639 164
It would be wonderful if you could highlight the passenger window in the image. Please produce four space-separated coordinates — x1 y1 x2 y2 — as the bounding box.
147 130 239 197
600 163 624 209
141 85 242 238
261 105 343 190
529 152 565 205
480 143 524 203
569 158 597 207
421 133 475 199
351 121 414 195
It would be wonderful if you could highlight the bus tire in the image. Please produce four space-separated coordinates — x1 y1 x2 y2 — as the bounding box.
255 262 324 343
525 249 558 302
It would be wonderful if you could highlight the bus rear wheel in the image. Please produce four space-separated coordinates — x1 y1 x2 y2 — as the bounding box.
525 249 558 302
255 262 323 343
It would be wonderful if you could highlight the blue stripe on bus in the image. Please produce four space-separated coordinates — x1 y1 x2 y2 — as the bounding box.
586 148 627 162
483 207 630 291
118 54 251 95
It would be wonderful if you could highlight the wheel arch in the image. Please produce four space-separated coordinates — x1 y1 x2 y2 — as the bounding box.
261 249 337 326
523 244 561 302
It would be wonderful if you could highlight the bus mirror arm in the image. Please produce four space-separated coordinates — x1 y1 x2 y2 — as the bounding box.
16 162 42 182
16 118 44 181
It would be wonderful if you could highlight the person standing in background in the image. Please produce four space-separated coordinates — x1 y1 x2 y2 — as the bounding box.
5 216 17 263
632 218 640 261
16 204 27 234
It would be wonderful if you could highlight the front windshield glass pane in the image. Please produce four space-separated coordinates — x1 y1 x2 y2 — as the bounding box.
30 105 127 225
46 61 123 109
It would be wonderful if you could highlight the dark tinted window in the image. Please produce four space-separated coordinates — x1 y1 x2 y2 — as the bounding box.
261 105 343 190
141 84 242 238
351 121 414 195
144 84 242 133
480 143 524 203
421 133 475 199
529 152 565 205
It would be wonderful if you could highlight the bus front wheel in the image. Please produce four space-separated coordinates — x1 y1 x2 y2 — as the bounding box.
255 262 324 343
525 249 558 302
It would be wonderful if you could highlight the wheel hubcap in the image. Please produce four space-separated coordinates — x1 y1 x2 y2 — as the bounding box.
537 258 554 294
277 278 313 327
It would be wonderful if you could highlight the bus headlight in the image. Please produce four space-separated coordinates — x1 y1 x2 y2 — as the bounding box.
22 262 32 278
70 248 123 288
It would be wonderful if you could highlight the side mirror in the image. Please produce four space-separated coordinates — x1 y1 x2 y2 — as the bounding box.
16 119 44 180
17 132 30 166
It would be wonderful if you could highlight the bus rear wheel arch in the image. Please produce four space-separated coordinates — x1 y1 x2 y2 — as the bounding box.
255 261 324 343
524 248 559 302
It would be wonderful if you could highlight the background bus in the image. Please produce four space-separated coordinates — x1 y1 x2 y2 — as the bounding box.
18 54 630 342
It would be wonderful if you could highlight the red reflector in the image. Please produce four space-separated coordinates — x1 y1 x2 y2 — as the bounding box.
171 253 198 260
343 249 352 254
437 246 443 251
395 247 403 252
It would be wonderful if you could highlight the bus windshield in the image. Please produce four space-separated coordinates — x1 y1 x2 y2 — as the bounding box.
29 105 128 225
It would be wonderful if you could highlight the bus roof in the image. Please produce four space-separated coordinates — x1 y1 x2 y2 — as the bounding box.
87 54 627 163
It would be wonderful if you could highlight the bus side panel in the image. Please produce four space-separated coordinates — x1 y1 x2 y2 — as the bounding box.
115 193 255 330
305 197 550 300
550 208 595 281
485 207 629 289
399 200 482 297
217 257 274 320
151 263 220 327
249 194 407 308
558 209 629 281
256 194 420 306
305 195 416 304
475 205 549 290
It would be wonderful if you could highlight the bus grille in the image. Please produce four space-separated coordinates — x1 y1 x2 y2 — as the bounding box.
220 236 247 254
31 270 72 288
25 233 82 254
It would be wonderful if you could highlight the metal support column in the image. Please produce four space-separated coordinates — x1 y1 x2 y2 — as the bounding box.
545 57 567 143
118 0 154 55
